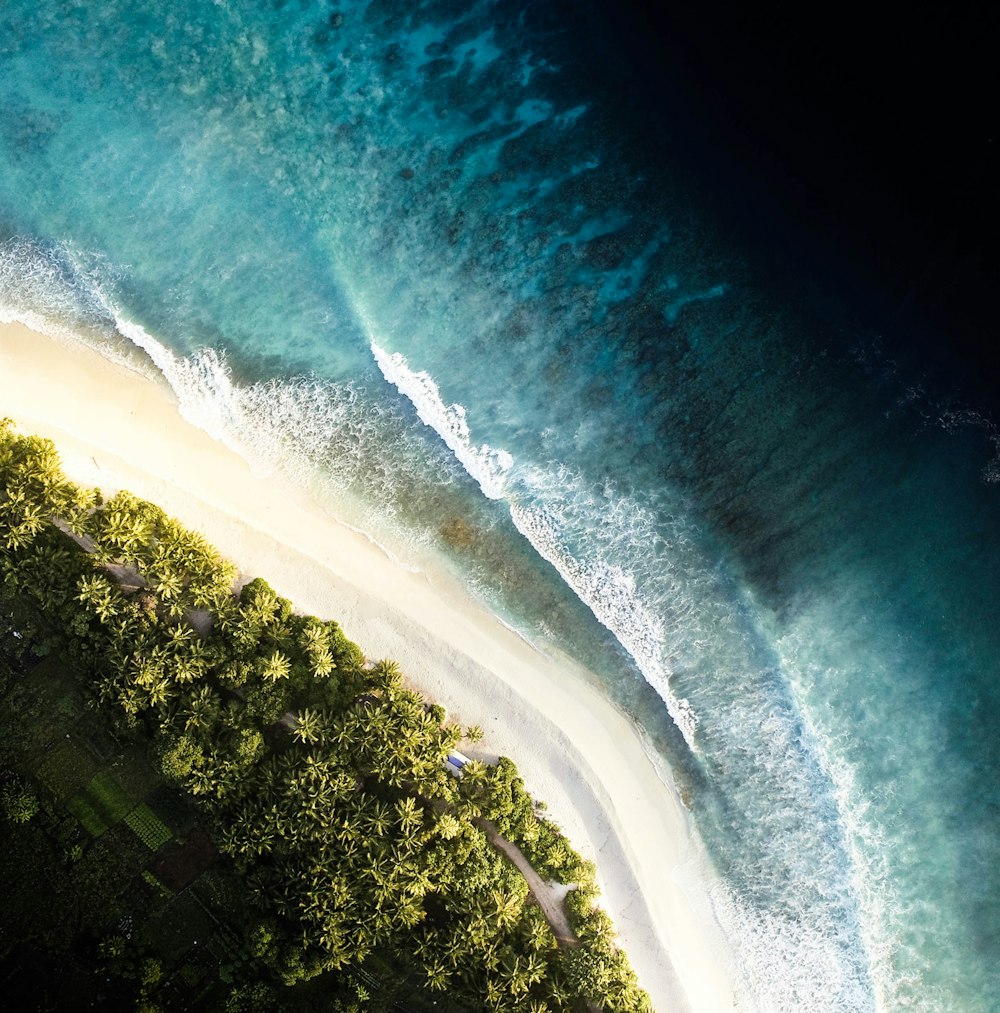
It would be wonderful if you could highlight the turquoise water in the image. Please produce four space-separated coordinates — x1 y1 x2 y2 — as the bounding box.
2 2 999 1009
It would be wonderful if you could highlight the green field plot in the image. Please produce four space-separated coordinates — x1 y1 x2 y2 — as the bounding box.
66 793 110 837
36 740 99 800
112 746 165 798
65 770 136 837
124 803 173 851
88 771 134 822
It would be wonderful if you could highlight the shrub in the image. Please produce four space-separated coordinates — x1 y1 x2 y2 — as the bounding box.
2 781 39 824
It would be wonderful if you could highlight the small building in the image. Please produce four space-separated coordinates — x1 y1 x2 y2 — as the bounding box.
443 750 471 777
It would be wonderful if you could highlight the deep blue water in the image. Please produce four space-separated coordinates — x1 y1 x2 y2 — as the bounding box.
2 2 998 1009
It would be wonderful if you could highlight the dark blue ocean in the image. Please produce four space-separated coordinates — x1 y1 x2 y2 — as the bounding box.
2 2 998 1009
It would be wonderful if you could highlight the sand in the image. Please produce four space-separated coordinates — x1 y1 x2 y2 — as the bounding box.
1 319 742 1011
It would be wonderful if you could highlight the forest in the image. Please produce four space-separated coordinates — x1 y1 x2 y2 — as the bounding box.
0 418 650 1012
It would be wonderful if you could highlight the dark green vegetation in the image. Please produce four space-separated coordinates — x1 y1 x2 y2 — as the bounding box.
0 419 651 1012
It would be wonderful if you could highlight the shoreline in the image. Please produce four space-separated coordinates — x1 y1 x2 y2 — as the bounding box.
1 318 742 1011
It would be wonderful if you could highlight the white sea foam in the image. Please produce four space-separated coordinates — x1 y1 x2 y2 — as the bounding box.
371 340 701 750
369 343 896 1011
772 619 954 1013
0 237 118 349
87 310 432 572
507 500 700 749
113 316 240 441
714 885 875 1013
3 238 885 1011
372 342 514 500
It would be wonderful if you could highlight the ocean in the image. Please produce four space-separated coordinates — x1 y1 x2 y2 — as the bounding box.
1 2 997 1009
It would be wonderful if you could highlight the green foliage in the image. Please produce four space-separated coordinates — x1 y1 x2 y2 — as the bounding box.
234 728 264 767
140 956 162 987
0 421 651 1011
242 678 290 724
259 649 290 682
224 982 277 1013
141 869 173 899
159 734 205 783
124 803 173 850
98 933 128 963
87 771 134 822
0 420 90 557
36 739 99 800
66 793 109 837
2 780 39 823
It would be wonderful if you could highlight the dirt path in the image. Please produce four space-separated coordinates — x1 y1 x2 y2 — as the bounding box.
477 817 577 946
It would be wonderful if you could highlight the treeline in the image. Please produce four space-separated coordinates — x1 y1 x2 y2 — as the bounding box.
0 419 651 1012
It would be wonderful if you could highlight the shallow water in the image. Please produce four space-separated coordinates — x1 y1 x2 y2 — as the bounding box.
2 2 998 1009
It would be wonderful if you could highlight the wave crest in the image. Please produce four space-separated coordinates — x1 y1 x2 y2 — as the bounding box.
372 340 701 750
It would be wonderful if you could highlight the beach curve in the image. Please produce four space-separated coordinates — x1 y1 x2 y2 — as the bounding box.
0 318 742 1011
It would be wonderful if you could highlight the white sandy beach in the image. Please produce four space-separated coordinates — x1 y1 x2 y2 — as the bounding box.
1 319 741 1012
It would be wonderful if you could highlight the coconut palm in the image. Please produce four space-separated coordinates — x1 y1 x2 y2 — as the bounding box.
423 959 453 992
299 619 327 653
175 637 210 682
485 978 507 1010
363 799 394 838
394 796 424 842
181 685 219 735
101 506 148 561
165 622 195 649
369 658 402 692
310 647 336 679
492 889 524 931
291 708 324 745
524 912 553 953
503 954 535 997
546 976 572 1009
152 567 184 603
261 649 291 682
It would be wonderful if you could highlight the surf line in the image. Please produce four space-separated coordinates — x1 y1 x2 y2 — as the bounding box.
370 339 700 752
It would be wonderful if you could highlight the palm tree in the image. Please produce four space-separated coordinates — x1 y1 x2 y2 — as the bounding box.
524 913 553 953
144 673 176 711
435 812 462 840
7 500 45 547
261 649 291 682
170 656 200 687
153 568 185 603
524 952 548 988
369 658 402 692
77 573 113 607
310 647 336 679
423 959 453 992
101 506 148 561
185 636 213 665
165 622 195 649
403 864 434 900
242 867 274 906
394 797 424 844
492 889 523 931
502 954 533 997
181 685 219 735
291 708 324 745
299 619 326 653
485 978 506 1010
546 976 572 1009
364 800 394 838
328 713 363 755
